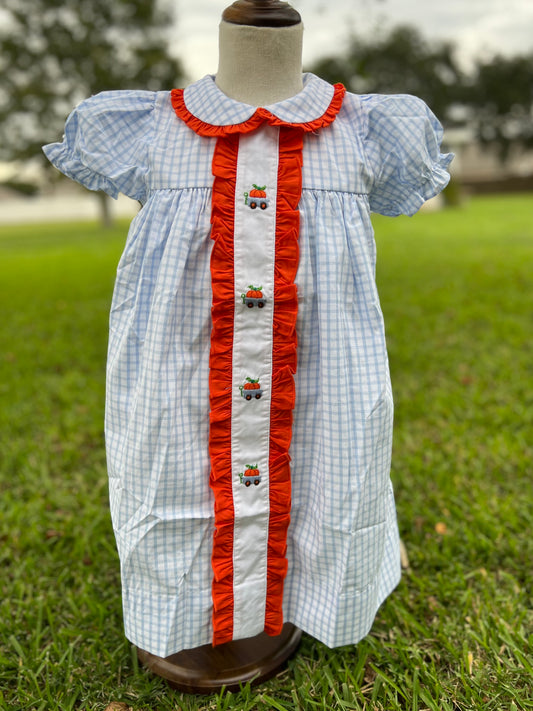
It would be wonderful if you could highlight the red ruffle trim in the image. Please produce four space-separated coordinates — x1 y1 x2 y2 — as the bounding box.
171 83 346 136
208 127 305 645
209 133 239 646
264 126 302 636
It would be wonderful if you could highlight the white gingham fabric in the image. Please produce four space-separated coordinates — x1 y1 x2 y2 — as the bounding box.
43 73 452 656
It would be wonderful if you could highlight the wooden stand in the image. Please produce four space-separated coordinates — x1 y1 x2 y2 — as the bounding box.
222 0 301 27
137 623 302 694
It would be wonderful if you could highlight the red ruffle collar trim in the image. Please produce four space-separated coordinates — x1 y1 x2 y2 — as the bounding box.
171 82 346 137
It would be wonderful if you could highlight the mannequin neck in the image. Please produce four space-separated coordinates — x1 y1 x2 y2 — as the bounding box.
215 21 304 106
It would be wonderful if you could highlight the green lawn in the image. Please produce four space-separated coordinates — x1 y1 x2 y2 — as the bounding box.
0 195 532 710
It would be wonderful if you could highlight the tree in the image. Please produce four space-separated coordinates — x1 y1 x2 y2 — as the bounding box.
311 25 533 165
0 0 185 224
311 26 464 121
467 53 533 160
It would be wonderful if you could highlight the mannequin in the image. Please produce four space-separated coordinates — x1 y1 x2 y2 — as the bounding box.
43 0 453 690
136 0 305 694
216 0 304 106
215 22 303 105
44 0 452 694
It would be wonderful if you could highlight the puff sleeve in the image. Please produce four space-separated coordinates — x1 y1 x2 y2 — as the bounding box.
42 90 156 202
361 94 453 217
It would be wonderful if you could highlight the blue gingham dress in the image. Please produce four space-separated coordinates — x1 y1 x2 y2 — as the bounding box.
43 73 452 657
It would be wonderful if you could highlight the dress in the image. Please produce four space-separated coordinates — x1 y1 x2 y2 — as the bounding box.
43 72 452 657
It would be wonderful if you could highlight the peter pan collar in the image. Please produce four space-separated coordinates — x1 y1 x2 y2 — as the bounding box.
171 73 345 136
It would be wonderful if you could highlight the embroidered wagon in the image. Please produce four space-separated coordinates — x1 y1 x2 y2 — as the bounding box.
239 378 263 400
241 285 266 308
239 466 262 487
244 184 270 210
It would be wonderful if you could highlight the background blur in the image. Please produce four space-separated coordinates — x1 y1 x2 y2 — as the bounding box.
1 2 532 709
1 0 532 223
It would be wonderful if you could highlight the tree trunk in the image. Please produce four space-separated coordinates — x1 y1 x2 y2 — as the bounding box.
97 191 113 229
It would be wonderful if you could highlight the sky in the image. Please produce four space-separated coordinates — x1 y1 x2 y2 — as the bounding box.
171 0 533 81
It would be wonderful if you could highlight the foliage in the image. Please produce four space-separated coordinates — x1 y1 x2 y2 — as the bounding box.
0 179 40 196
311 26 463 121
0 0 184 162
1 195 532 709
467 54 533 160
311 25 533 161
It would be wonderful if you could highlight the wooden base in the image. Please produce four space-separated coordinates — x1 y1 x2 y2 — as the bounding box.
136 623 302 694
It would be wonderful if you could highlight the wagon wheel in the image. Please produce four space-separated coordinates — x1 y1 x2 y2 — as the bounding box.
250 201 257 209
254 479 260 486
247 302 254 308
245 394 252 401
257 301 264 308
255 393 261 399
260 202 267 210
245 480 251 487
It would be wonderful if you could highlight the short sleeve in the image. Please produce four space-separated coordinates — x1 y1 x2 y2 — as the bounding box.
361 94 453 217
42 90 156 202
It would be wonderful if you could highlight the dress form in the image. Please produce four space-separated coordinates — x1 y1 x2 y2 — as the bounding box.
44 0 452 691
136 0 303 694
216 22 303 105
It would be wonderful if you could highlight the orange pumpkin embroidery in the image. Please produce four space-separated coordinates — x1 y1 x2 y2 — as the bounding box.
244 184 269 210
241 285 266 308
239 464 262 487
239 378 263 400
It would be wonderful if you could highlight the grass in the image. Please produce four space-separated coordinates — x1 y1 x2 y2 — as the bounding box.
0 194 532 710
